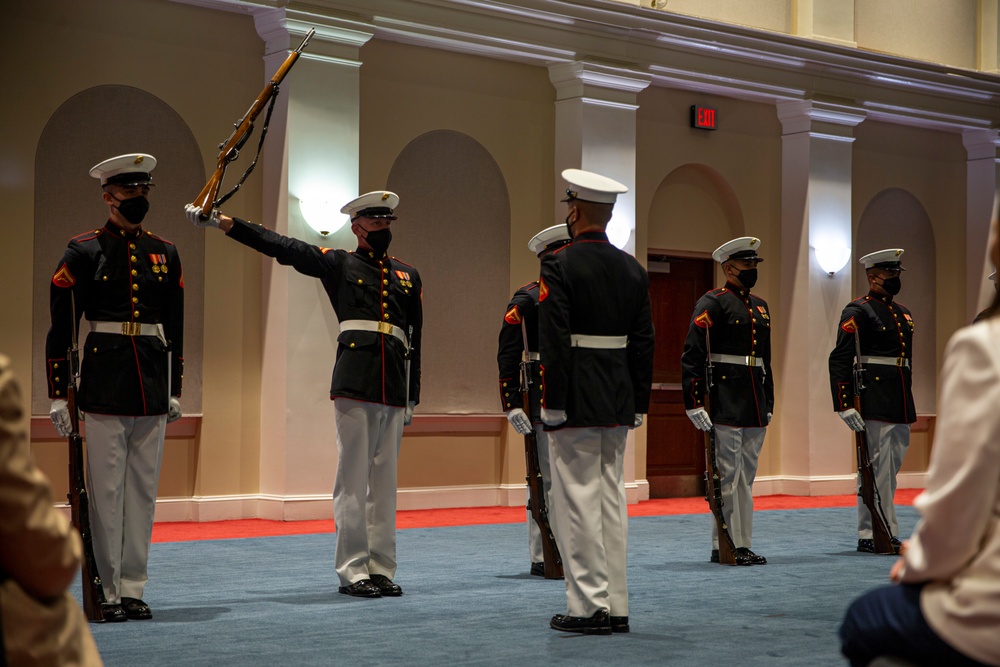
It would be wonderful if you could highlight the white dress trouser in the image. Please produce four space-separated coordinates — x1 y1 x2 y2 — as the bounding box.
333 398 405 587
710 425 765 550
84 412 166 603
526 428 557 563
548 426 629 618
857 420 910 539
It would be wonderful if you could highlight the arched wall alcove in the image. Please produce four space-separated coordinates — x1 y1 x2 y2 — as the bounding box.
386 129 510 413
32 84 206 416
855 187 936 414
647 163 745 257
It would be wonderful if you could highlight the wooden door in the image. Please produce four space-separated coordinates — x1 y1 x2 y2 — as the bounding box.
647 256 715 497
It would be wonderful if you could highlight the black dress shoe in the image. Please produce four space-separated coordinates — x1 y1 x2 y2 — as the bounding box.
734 547 767 565
711 549 755 566
857 539 875 553
121 597 152 620
101 603 128 623
550 609 612 635
370 574 402 597
338 579 382 598
611 616 630 634
891 536 903 552
530 562 545 577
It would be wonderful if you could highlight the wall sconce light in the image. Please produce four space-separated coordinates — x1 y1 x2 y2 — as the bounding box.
299 199 347 236
815 245 851 275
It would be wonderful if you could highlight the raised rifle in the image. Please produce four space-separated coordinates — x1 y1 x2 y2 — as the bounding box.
852 329 895 555
192 28 315 219
520 320 562 579
66 294 107 621
703 326 742 566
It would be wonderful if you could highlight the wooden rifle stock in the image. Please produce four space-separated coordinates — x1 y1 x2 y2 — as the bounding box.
519 322 562 579
66 347 107 621
703 328 741 566
851 331 895 555
193 27 315 218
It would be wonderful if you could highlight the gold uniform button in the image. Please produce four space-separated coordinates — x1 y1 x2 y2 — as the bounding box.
129 243 136 250
54 376 59 382
349 343 356 348
368 252 374 258
131 255 137 262
93 348 97 353
357 279 363 284
383 313 390 320
53 363 59 369
382 302 388 308
383 291 388 296
383 268 388 274
383 279 389 285
131 269 138 276
102 275 108 281
132 284 139 291
133 310 140 317
55 390 61 396
132 297 139 304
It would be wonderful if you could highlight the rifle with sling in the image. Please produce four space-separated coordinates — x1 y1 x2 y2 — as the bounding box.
852 329 895 555
192 27 315 220
703 326 743 566
66 293 107 621
520 320 562 579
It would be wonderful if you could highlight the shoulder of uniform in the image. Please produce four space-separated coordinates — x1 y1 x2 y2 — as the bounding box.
389 257 417 269
551 243 572 256
69 229 102 244
518 280 539 292
852 295 870 305
708 287 727 296
143 230 175 245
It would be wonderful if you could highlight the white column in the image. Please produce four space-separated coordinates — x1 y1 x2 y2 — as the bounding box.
548 61 651 501
253 13 373 517
962 129 1000 319
548 61 651 256
776 100 866 494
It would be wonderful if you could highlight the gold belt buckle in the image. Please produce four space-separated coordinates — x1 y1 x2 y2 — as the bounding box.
896 357 905 367
121 322 142 336
747 354 756 366
376 322 393 336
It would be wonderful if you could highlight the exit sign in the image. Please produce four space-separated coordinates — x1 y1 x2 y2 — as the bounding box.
691 105 717 130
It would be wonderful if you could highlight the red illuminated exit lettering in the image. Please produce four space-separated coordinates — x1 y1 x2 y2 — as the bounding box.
690 105 718 130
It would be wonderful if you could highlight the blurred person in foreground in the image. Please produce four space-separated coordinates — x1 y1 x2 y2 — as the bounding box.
839 226 1000 667
0 355 103 666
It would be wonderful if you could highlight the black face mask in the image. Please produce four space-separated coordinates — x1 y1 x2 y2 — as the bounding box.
565 213 576 240
736 268 758 289
113 195 149 224
364 228 392 254
880 276 901 295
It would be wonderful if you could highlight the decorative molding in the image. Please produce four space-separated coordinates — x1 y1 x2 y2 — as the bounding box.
776 99 867 137
962 128 1000 161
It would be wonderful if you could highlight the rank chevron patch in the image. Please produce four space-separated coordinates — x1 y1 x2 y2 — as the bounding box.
52 263 75 288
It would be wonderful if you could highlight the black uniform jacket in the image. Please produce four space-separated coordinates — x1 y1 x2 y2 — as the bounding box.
228 218 422 407
45 221 184 416
497 281 544 423
538 231 655 429
829 291 915 424
681 283 773 428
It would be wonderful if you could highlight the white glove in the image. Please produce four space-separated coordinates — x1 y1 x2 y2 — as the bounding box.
767 412 772 425
184 203 220 229
540 407 567 427
685 407 713 432
838 408 866 432
633 414 644 428
167 397 182 423
404 401 415 426
50 399 72 437
506 408 532 435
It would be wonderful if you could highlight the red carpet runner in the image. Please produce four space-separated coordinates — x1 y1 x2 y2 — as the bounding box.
152 489 921 543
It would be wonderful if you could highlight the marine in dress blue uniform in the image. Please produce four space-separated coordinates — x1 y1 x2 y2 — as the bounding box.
681 237 773 566
185 191 421 598
497 224 570 577
829 249 913 553
46 154 184 622
540 169 655 635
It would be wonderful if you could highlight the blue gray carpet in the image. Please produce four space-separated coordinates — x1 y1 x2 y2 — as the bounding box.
82 506 916 666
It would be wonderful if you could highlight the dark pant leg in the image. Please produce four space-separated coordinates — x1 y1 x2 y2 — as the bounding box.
840 583 990 667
